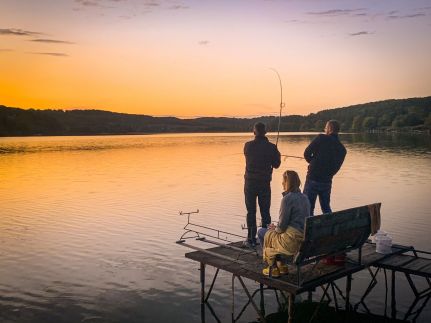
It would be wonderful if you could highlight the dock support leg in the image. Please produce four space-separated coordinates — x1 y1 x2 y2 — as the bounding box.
259 283 265 317
353 267 380 313
200 262 206 304
307 290 312 302
391 270 397 319
288 293 295 323
231 275 235 323
384 269 388 318
345 274 352 312
237 276 266 323
200 263 206 323
331 283 339 311
403 273 431 321
205 268 219 303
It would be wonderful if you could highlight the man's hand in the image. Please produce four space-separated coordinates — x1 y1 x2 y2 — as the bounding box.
268 223 276 230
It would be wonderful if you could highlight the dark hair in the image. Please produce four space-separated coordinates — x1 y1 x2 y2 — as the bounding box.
283 170 301 192
253 122 266 136
327 120 340 134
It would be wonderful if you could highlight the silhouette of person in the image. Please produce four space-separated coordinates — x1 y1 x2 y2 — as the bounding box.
303 120 346 215
243 122 281 247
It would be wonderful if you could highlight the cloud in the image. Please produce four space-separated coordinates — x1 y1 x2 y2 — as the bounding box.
75 0 101 6
349 31 374 36
307 8 366 17
387 13 426 19
170 5 189 10
0 28 43 36
30 39 75 44
73 0 191 16
284 19 303 23
28 52 69 57
0 48 13 52
144 1 160 7
198 40 209 46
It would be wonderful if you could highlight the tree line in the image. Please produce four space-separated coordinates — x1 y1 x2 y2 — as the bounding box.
0 97 430 136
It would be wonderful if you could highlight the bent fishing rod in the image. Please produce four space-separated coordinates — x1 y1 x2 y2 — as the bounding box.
269 68 304 160
269 68 285 147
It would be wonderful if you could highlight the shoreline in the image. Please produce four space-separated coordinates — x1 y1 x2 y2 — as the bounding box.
0 129 430 138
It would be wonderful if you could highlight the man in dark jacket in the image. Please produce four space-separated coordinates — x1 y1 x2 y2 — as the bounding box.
303 120 346 216
244 122 281 247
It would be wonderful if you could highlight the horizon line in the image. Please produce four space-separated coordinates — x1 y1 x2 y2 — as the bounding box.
1 95 430 119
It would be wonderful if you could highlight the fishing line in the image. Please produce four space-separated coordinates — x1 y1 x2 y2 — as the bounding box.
269 68 285 147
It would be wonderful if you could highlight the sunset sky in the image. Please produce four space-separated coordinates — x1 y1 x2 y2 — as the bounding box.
1 0 430 117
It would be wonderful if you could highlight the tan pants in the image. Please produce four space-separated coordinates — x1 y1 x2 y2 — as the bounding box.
263 226 303 266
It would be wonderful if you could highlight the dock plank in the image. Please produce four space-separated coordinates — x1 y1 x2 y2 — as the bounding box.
376 254 431 277
184 241 407 294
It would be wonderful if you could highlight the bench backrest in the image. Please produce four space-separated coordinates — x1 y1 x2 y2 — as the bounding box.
294 204 378 265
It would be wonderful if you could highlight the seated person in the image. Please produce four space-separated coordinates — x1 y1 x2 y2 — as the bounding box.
258 170 310 277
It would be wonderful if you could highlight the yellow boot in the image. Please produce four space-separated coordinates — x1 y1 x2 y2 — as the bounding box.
262 266 280 278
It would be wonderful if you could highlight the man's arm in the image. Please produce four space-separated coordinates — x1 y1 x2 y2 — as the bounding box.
272 146 281 169
332 145 347 175
304 135 321 163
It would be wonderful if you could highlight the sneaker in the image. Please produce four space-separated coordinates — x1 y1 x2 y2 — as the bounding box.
242 239 256 249
262 266 280 278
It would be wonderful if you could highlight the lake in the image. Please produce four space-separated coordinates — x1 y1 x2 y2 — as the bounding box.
0 132 430 322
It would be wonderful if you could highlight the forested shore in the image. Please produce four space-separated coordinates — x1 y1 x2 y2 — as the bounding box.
1 97 430 136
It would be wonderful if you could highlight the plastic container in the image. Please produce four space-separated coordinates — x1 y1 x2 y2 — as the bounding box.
375 232 393 254
372 230 388 243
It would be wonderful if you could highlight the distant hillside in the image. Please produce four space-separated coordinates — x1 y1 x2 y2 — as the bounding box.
1 97 430 136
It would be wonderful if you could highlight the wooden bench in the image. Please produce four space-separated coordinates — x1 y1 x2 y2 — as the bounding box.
271 203 379 285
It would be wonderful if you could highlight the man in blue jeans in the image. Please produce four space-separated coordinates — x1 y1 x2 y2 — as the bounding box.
303 120 346 215
243 122 281 248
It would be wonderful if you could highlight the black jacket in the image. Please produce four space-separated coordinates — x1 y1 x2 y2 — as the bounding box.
244 136 281 182
304 134 347 183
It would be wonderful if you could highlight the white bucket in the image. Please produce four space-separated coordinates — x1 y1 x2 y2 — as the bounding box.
375 234 392 254
372 230 388 243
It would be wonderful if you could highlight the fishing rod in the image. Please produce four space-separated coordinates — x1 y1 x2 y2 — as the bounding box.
269 68 285 147
176 209 259 260
268 69 306 161
177 209 246 243
281 154 304 160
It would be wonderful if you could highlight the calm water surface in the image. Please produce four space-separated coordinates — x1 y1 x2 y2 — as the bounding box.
0 133 430 322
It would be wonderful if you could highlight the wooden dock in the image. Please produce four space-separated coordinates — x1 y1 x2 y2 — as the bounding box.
184 241 431 322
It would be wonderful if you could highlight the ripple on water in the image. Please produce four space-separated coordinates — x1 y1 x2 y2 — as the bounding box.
0 133 430 322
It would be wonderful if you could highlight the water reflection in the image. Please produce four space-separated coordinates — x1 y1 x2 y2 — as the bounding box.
0 133 430 322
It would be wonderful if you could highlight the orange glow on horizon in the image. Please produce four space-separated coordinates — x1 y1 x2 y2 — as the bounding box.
1 0 430 117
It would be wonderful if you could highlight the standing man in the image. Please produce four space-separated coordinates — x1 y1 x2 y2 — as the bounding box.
244 122 281 248
303 120 346 216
